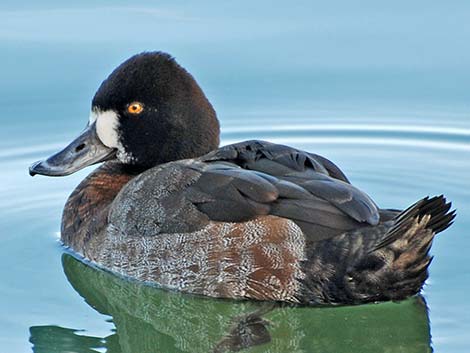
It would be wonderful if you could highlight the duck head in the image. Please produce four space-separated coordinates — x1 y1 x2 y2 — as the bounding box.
29 52 219 176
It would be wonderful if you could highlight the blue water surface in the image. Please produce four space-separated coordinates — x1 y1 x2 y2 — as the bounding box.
0 1 469 352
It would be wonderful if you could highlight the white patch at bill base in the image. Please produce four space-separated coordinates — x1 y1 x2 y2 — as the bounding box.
92 110 120 148
90 109 135 163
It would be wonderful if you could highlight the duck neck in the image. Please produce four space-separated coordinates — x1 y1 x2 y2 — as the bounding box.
61 162 136 253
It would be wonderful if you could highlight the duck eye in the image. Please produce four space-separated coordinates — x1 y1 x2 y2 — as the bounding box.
127 102 144 115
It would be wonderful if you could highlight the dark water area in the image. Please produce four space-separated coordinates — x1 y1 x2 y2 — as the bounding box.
0 1 469 352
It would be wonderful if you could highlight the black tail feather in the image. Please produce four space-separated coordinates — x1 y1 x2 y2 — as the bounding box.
299 195 455 305
351 195 456 302
373 195 455 252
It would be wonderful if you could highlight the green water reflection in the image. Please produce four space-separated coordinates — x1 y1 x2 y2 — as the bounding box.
30 254 432 353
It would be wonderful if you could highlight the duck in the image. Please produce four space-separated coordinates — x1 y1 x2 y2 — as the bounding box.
29 52 455 305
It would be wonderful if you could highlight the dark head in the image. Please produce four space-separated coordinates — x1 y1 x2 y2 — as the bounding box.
29 52 220 176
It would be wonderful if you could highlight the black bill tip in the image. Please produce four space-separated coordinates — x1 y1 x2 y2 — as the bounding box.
28 160 64 177
29 160 43 177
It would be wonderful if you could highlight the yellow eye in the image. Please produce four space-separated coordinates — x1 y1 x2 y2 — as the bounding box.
127 102 144 115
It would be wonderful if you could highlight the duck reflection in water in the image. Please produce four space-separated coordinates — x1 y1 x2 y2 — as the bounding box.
29 254 432 353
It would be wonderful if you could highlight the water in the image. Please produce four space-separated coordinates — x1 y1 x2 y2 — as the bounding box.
1 1 469 352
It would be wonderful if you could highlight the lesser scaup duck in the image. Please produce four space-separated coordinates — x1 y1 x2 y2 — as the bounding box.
29 52 455 305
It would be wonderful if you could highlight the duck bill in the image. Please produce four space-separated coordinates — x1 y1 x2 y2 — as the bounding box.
29 123 116 177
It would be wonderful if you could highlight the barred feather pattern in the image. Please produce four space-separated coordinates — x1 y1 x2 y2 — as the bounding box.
83 217 306 302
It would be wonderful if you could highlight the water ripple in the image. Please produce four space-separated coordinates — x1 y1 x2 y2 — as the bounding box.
221 123 470 151
223 123 470 136
0 143 65 160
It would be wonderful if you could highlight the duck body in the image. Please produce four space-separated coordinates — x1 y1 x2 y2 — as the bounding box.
31 52 455 305
61 140 453 305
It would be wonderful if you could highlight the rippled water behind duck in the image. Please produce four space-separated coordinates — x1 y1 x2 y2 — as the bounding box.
1 1 470 352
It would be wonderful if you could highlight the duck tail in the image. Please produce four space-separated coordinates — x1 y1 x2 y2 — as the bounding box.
347 195 455 303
